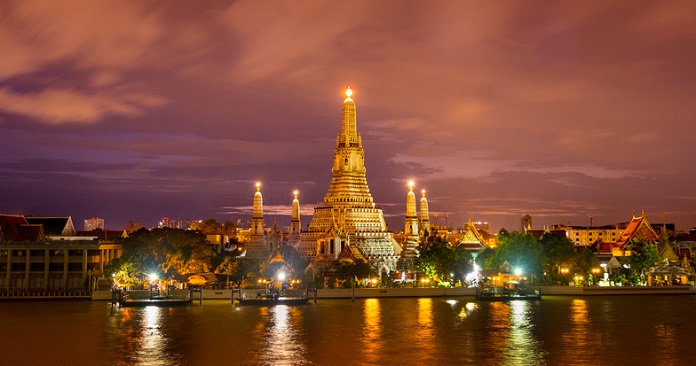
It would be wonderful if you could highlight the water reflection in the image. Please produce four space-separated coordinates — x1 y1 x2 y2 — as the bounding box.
487 301 511 364
257 305 308 366
505 301 544 364
416 298 436 363
559 299 593 363
486 301 544 365
110 306 183 366
362 298 383 364
654 321 677 366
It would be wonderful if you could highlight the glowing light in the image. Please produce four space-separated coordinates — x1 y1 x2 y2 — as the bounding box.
514 268 523 276
255 181 261 191
408 180 415 190
149 273 158 282
277 272 286 281
345 86 353 98
293 190 298 197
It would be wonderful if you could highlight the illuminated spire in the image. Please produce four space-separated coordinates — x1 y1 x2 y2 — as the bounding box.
402 180 419 263
419 189 431 232
340 86 358 142
252 181 264 233
406 180 417 218
290 190 301 240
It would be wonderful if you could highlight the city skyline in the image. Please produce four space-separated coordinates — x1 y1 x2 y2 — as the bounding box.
1 1 696 231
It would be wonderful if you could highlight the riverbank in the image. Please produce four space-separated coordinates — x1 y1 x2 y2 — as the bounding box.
85 284 696 301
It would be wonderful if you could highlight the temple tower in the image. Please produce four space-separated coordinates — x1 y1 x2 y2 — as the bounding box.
246 182 269 259
297 86 400 272
419 189 431 237
399 180 419 268
288 190 301 244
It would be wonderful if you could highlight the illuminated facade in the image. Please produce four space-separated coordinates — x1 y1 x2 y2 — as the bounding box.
297 87 401 272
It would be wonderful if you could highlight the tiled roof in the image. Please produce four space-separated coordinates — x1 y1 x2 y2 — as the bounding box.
0 215 44 242
26 217 74 236
614 213 659 249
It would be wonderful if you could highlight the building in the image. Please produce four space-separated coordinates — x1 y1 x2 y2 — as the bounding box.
84 217 105 231
396 181 419 275
595 211 660 257
25 216 77 238
245 182 270 259
296 87 401 274
0 214 122 295
545 224 624 248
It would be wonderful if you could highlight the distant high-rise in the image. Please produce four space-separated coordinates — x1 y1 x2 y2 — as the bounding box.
297 87 400 271
84 217 104 231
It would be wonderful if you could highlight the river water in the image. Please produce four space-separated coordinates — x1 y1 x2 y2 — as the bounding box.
1 295 695 365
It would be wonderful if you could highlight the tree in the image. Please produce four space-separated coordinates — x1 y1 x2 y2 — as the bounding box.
215 257 259 288
487 232 545 284
415 236 473 286
334 259 376 287
105 252 161 287
575 248 599 277
189 218 237 237
117 228 214 279
626 239 662 285
539 232 576 284
475 247 496 270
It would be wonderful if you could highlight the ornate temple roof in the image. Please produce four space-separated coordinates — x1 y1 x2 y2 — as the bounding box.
614 211 659 250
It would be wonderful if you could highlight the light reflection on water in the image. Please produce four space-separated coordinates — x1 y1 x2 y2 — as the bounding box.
506 301 545 365
416 298 436 363
109 306 184 366
361 298 383 364
3 296 696 365
256 305 307 366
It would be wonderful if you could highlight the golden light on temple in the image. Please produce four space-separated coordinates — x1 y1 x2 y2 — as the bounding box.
345 86 353 98
421 189 426 195
293 190 299 198
255 181 261 191
408 180 415 191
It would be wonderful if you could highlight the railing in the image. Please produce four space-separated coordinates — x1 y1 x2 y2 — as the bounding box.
0 290 91 297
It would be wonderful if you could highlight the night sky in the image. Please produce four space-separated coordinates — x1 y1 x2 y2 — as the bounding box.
2 1 696 232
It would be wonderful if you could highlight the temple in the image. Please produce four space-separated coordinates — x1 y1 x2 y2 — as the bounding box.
295 87 401 273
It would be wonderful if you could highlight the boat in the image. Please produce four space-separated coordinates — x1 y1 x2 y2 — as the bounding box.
236 296 309 306
233 287 311 306
475 281 541 301
112 288 198 307
118 297 193 307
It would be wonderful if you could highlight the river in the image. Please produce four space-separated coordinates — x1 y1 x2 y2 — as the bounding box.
1 295 695 365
